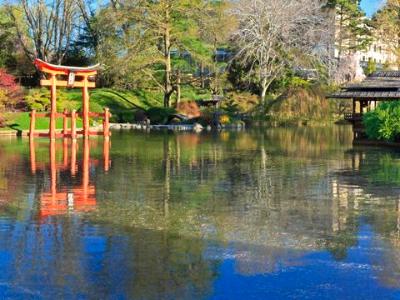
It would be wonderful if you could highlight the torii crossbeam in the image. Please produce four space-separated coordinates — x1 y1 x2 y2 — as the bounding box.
30 59 110 140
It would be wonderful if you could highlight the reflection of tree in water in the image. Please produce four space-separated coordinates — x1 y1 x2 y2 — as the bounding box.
4 127 400 294
0 138 219 299
336 148 400 288
0 143 31 212
93 128 361 276
125 229 219 299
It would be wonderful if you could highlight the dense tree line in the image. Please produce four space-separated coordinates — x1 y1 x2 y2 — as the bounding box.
0 0 396 111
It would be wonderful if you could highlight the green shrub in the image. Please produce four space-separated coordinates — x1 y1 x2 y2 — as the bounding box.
25 88 71 112
111 111 135 123
364 60 377 76
363 101 400 141
58 100 79 112
89 102 104 113
0 89 7 111
146 107 176 124
24 88 50 111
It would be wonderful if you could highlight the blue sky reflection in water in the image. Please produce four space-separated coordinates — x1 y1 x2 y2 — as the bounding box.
0 127 400 299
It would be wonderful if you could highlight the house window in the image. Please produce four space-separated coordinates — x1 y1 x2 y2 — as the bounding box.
374 45 377 52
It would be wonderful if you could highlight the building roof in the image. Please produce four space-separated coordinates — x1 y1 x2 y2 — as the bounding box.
328 71 400 100
371 71 400 78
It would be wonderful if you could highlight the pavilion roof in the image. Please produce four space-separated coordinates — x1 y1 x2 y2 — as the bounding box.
328 71 400 100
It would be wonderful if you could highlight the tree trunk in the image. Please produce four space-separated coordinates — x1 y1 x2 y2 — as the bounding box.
260 77 268 106
176 70 181 105
338 6 343 61
163 8 173 108
200 62 205 89
163 136 170 218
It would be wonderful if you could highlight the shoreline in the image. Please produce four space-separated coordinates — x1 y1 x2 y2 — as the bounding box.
0 126 103 138
109 123 246 132
353 139 400 148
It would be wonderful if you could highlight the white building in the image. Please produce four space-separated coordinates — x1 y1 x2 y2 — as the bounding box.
334 12 398 72
357 34 398 69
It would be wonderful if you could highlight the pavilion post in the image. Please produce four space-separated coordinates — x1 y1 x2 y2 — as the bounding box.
29 109 36 140
50 74 57 140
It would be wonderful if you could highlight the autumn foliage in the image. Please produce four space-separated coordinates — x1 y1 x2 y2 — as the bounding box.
0 69 23 106
176 101 201 119
0 69 23 126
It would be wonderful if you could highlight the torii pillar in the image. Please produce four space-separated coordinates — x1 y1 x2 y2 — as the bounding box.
34 59 100 139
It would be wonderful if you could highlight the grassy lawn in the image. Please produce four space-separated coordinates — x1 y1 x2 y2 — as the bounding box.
2 112 84 132
1 85 211 131
2 88 149 131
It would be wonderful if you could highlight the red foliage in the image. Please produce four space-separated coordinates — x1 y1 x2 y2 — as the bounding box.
176 101 201 119
0 69 18 90
0 68 23 111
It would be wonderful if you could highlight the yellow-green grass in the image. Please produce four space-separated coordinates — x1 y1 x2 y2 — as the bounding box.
2 112 83 132
2 85 211 131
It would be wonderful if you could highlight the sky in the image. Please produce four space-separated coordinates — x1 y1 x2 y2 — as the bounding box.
360 0 386 17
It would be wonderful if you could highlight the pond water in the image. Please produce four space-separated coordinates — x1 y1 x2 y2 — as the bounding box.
0 126 400 299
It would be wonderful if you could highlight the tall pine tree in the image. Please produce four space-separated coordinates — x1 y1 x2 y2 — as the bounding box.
328 0 372 60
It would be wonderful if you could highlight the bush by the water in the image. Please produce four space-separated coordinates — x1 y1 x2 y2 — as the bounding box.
146 107 176 124
267 84 338 125
25 88 71 111
0 69 23 112
363 101 400 141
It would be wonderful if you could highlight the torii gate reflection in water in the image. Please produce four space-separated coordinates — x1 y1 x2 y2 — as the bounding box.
29 138 110 219
29 59 111 140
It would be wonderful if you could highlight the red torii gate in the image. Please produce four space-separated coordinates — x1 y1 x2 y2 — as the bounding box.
30 59 111 140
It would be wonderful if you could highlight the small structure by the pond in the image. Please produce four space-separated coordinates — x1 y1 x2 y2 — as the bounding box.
328 71 400 139
196 95 224 109
30 59 111 140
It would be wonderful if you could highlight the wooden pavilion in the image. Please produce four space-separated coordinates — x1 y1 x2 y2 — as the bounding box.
328 71 400 139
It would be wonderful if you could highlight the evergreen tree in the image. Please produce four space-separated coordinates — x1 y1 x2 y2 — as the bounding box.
373 0 400 68
365 59 376 75
329 0 372 59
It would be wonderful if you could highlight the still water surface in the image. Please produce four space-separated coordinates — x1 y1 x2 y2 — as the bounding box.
0 126 400 299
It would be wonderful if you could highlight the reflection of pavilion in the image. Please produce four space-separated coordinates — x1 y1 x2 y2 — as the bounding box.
30 138 110 219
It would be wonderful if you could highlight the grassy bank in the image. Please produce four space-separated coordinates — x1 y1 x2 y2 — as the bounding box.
1 84 341 131
1 112 84 132
1 86 212 131
2 88 161 131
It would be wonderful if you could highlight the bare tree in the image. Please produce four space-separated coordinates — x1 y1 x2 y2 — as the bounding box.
8 0 80 64
232 0 331 105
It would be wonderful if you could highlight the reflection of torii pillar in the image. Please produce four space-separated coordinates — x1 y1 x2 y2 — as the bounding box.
29 139 110 218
